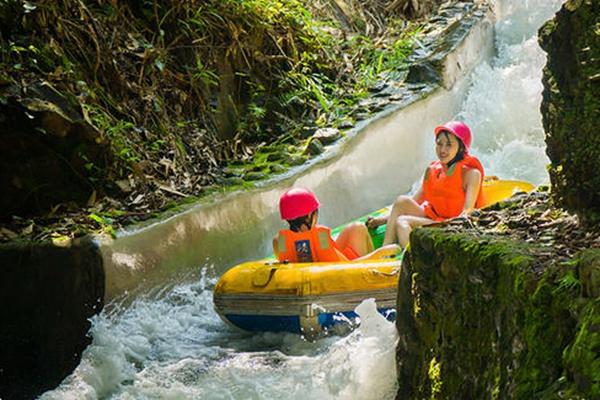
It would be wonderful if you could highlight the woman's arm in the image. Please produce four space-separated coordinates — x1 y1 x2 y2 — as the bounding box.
412 186 425 203
462 168 482 214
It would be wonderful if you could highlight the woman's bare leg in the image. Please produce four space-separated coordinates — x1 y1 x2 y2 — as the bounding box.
382 195 426 245
336 222 374 256
395 215 435 247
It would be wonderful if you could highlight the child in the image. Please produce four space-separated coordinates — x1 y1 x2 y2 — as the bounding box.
366 121 484 247
273 187 375 263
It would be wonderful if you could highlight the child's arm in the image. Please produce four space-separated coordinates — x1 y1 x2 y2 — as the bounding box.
272 235 284 261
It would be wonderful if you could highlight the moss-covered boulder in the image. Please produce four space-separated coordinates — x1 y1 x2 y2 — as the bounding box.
396 228 599 399
540 0 600 219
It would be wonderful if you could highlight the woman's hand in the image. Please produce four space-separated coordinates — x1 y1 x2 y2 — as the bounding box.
366 215 387 229
459 209 473 218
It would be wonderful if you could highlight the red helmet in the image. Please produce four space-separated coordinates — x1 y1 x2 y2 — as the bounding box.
434 121 472 151
279 188 320 220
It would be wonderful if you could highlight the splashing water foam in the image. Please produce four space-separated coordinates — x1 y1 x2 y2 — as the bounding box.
459 0 566 186
42 273 398 400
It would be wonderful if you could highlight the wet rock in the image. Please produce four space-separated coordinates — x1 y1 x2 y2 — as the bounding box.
397 225 599 399
373 90 392 99
223 166 245 177
389 92 406 101
406 60 441 84
357 97 390 113
429 15 445 23
269 163 286 173
368 81 388 94
338 120 355 129
358 98 373 108
243 171 267 181
396 178 600 398
265 150 286 162
412 46 433 59
223 176 244 185
370 98 390 112
303 137 325 156
284 154 306 166
353 112 370 121
299 125 318 139
312 127 341 145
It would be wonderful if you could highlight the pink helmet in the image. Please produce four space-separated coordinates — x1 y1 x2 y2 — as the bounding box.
434 121 472 151
279 188 320 220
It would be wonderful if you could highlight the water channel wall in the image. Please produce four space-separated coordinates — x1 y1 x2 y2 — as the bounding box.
0 2 495 399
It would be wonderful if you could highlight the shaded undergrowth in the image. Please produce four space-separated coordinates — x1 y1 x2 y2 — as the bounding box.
0 0 432 241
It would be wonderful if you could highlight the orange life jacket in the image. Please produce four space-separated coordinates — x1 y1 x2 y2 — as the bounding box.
275 225 347 263
421 154 485 221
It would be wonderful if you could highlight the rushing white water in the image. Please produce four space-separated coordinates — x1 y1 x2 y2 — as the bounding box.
42 269 398 400
458 0 566 185
42 1 565 398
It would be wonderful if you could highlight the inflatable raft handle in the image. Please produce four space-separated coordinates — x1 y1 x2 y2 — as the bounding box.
252 267 277 287
367 267 400 277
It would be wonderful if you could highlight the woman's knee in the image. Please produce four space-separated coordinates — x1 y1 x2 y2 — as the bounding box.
392 195 413 211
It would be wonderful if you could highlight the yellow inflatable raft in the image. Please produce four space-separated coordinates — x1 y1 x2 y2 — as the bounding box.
213 178 534 336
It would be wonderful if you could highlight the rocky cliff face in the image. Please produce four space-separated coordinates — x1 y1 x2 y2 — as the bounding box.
540 0 600 220
396 225 598 399
0 238 104 400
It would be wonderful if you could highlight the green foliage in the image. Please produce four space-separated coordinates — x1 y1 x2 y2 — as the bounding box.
0 0 419 161
0 0 422 219
82 104 139 166
355 27 418 89
88 212 116 237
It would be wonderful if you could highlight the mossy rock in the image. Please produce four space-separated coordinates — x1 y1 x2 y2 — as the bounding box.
283 154 307 166
540 0 600 217
562 299 600 397
269 163 287 173
396 228 599 399
244 171 267 181
303 137 325 156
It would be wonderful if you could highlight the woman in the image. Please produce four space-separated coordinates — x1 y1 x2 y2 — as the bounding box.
367 121 484 247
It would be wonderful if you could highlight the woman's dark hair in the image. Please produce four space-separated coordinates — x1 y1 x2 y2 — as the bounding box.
287 211 316 232
439 131 466 167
